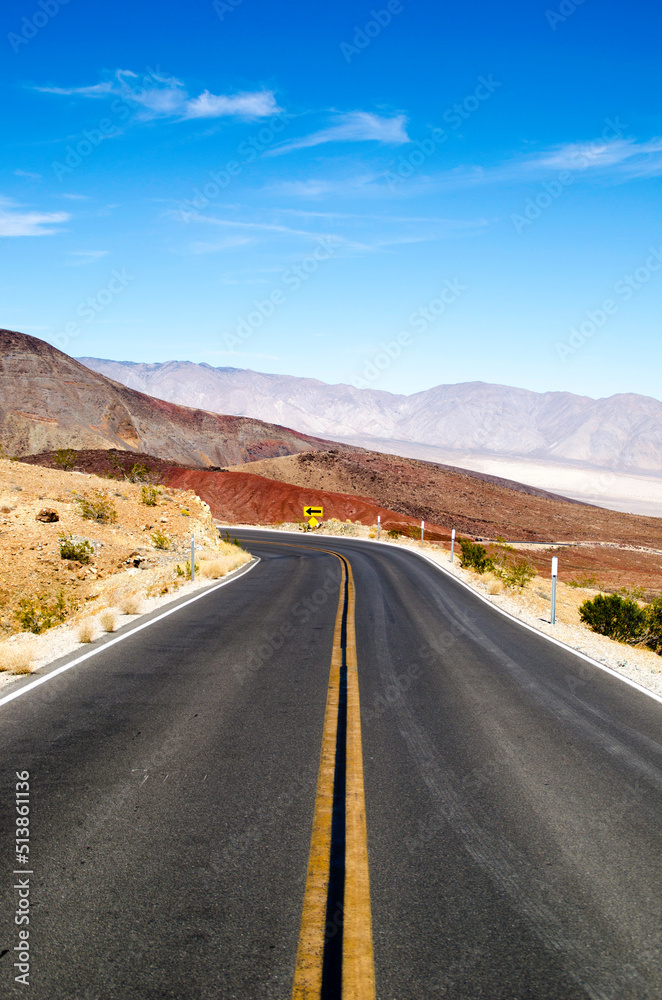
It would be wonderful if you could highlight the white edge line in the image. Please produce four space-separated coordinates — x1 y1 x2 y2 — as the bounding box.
0 557 260 710
239 526 662 708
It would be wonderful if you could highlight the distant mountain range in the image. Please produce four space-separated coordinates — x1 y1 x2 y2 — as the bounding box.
79 357 662 476
0 331 331 466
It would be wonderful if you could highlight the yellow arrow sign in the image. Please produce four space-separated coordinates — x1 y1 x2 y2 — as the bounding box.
304 506 324 518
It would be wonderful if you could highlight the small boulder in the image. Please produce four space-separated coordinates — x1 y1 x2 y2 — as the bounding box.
36 508 59 523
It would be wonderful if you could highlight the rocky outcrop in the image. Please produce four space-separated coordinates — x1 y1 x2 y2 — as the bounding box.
0 330 332 466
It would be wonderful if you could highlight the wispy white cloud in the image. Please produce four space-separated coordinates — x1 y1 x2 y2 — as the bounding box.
525 137 662 174
187 236 255 254
173 209 338 241
14 168 42 181
34 69 281 123
0 198 69 237
173 205 487 260
268 112 409 156
183 90 279 120
422 136 662 193
66 250 109 265
266 173 388 199
61 193 90 201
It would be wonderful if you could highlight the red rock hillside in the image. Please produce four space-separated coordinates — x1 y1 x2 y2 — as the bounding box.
0 329 335 467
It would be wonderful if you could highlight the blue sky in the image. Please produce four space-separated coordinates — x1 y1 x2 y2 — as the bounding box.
1 0 661 400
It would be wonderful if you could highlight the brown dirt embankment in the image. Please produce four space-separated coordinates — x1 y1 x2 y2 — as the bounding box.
229 450 662 548
0 459 248 637
162 467 451 541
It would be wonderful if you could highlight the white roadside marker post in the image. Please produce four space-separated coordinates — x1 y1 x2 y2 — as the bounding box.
377 515 381 540
551 556 558 624
449 528 456 564
421 520 425 544
191 536 195 583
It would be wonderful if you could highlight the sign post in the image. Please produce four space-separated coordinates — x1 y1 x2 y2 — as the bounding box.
551 556 558 624
449 528 456 564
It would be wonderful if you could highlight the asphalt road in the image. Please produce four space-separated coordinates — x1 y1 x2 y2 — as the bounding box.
1 529 662 998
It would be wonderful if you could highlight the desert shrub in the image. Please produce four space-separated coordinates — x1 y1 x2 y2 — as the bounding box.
54 448 76 471
77 491 117 524
59 535 94 564
119 595 141 615
141 485 160 506
459 539 493 574
387 528 402 539
199 558 235 580
643 597 662 654
568 574 601 589
151 529 171 550
485 574 505 596
77 620 97 643
99 609 117 633
0 644 34 674
579 593 646 643
489 540 535 589
15 590 69 634
184 559 199 580
128 463 153 483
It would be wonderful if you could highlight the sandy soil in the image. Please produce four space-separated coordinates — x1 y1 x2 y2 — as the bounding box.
0 458 250 644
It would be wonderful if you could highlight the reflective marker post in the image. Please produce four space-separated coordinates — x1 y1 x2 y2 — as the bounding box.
421 520 425 544
551 556 558 624
449 528 456 564
191 536 195 583
377 515 381 540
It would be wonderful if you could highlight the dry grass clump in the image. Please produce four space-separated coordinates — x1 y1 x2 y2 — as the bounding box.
78 620 97 643
199 556 239 580
146 566 183 597
119 594 142 616
484 573 505 596
0 643 34 675
99 609 117 633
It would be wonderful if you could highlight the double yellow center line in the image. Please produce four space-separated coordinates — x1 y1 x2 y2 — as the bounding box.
292 552 376 999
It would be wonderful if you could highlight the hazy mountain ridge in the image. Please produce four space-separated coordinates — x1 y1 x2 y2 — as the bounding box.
79 357 662 475
0 331 333 467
